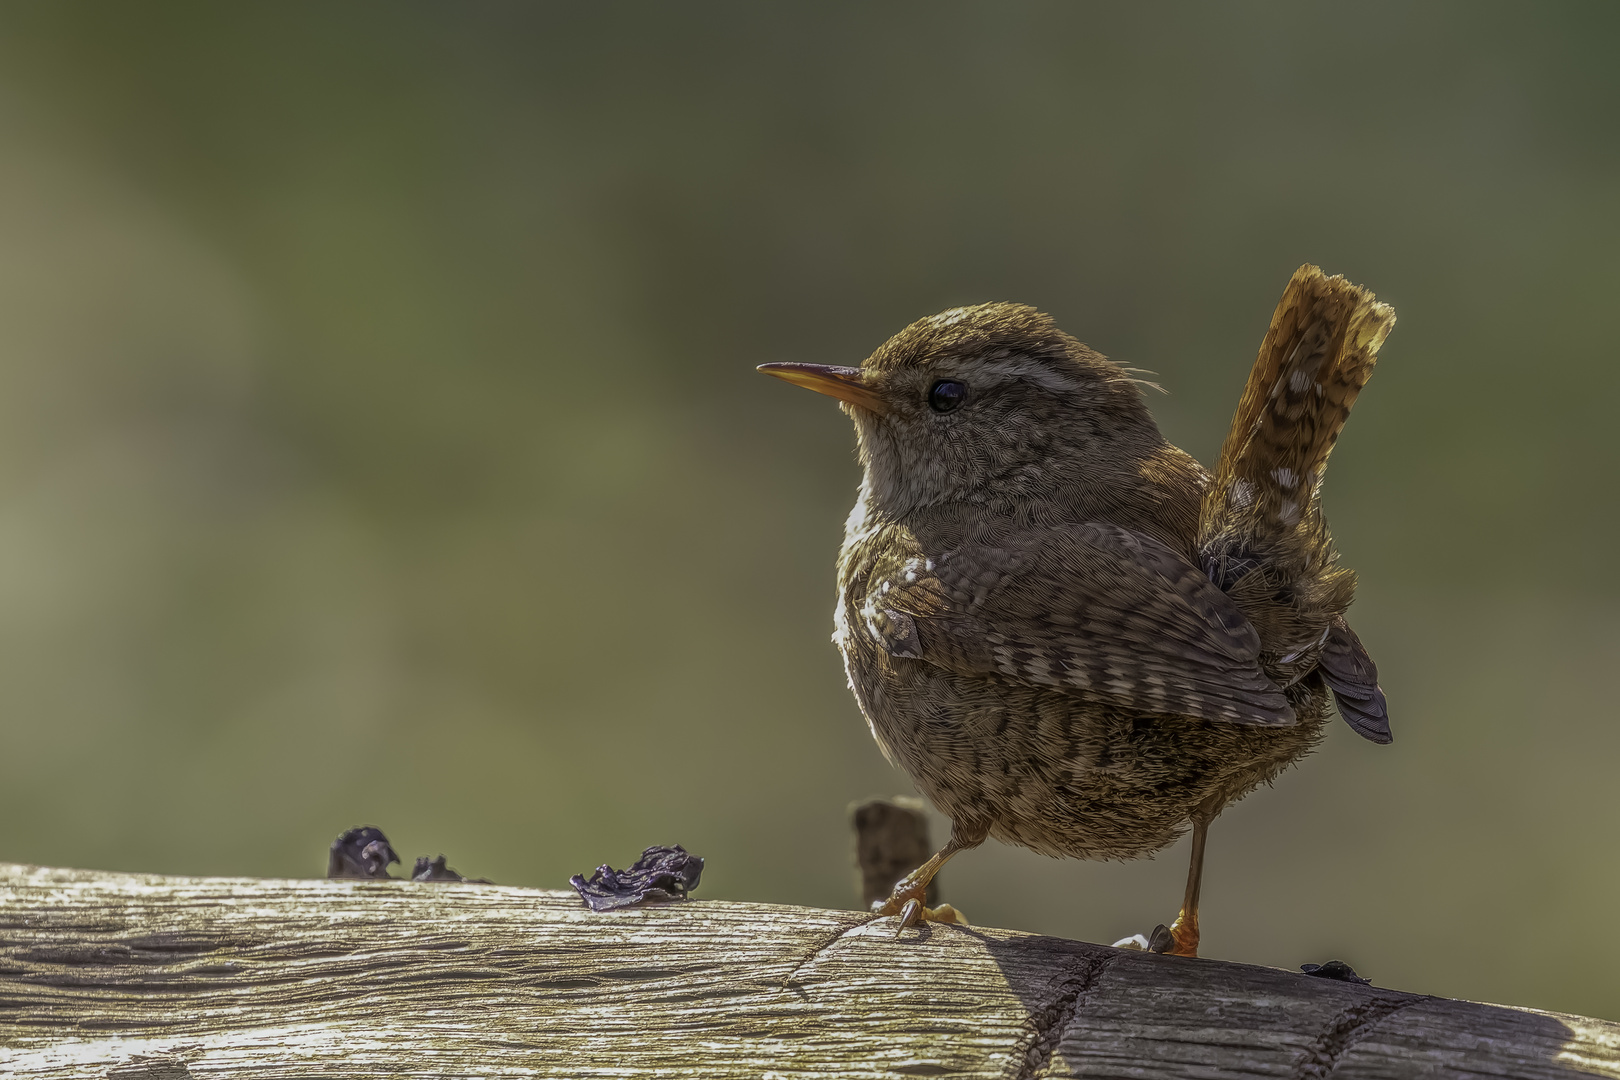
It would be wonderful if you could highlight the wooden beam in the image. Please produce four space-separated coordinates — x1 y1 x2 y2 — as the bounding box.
1 863 1615 1078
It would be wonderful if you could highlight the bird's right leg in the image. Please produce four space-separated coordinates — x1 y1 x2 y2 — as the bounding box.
872 819 988 935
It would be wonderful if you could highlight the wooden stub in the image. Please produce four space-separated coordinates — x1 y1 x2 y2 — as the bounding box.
851 796 938 908
1 863 1617 1079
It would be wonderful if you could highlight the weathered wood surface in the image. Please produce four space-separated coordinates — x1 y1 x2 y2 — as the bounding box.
1 864 1616 1079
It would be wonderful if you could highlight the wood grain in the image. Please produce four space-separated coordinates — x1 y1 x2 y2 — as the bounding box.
1 863 1615 1079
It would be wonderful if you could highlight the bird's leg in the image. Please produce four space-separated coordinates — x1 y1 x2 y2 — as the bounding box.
872 820 987 935
1152 800 1221 957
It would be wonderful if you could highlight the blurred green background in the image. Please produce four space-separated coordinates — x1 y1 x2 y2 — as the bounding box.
0 1 1615 1020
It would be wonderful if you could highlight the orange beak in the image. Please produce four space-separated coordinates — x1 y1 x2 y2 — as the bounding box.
757 363 890 415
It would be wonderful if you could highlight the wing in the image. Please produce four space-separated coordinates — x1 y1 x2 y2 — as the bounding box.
858 522 1295 727
1317 616 1392 744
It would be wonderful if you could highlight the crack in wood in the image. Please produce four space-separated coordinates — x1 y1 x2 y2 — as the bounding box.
1012 950 1116 1080
106 1047 200 1080
1289 993 1426 1079
778 915 869 988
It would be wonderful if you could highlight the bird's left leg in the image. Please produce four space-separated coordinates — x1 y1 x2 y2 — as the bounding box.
872 819 988 935
1156 797 1222 957
1166 806 1218 958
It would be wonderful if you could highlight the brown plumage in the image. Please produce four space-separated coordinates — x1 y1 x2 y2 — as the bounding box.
760 265 1394 954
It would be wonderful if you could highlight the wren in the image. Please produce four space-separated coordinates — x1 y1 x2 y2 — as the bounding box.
760 265 1393 955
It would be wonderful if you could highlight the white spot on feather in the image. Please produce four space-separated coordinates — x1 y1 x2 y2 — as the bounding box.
1289 368 1312 393
1272 466 1298 490
1279 624 1332 664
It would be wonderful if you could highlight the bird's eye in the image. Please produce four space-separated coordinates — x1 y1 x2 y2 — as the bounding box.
928 380 966 413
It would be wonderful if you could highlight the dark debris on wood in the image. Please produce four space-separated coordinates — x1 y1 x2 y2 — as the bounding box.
570 845 705 912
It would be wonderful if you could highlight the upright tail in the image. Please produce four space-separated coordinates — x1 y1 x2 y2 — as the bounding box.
1199 264 1395 742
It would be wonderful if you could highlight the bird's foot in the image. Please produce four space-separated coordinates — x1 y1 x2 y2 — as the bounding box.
878 899 969 936
871 885 969 937
1112 914 1198 957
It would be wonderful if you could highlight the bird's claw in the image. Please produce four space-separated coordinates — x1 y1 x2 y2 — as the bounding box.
1112 919 1198 957
873 895 968 936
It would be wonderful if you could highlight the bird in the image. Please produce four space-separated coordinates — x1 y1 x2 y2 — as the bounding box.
759 265 1393 956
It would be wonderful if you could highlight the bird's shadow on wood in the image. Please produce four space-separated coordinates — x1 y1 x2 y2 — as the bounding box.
959 927 1598 1079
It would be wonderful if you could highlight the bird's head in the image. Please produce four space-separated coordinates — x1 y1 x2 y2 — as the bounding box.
760 302 1162 515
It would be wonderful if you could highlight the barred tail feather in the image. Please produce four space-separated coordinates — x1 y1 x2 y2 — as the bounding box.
1201 264 1395 552
1198 266 1397 746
